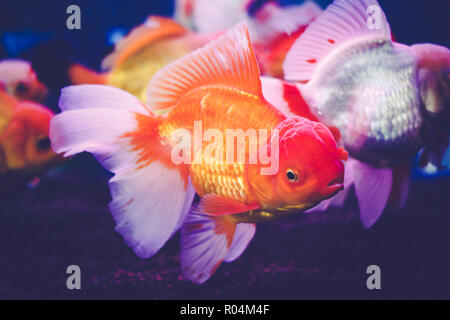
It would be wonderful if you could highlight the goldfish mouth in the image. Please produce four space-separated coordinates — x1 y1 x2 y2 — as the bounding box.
327 176 343 187
323 177 344 198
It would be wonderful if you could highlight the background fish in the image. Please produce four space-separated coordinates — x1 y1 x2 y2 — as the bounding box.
281 0 450 227
50 24 347 283
0 59 48 102
0 90 60 188
69 16 211 102
70 2 322 101
175 0 323 77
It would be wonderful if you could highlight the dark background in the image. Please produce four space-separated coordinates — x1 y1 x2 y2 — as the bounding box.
0 0 450 299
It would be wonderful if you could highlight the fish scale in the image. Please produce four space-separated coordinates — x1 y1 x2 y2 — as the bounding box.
307 39 424 165
158 85 284 202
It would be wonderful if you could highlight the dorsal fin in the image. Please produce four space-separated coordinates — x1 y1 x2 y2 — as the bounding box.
101 16 187 70
146 22 262 111
283 0 391 83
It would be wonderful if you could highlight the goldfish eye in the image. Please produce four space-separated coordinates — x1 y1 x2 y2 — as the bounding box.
286 168 299 183
36 137 51 152
15 81 29 95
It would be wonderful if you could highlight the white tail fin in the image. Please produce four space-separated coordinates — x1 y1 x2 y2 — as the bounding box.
50 85 194 258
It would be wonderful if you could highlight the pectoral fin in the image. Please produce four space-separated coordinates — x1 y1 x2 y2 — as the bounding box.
198 194 261 216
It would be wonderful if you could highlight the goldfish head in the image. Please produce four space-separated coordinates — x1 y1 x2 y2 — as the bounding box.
411 44 450 127
247 116 347 212
0 60 48 102
2 101 60 174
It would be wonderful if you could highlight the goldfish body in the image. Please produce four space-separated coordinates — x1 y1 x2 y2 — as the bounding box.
69 17 210 102
0 59 48 102
51 24 346 283
0 90 59 186
281 0 450 227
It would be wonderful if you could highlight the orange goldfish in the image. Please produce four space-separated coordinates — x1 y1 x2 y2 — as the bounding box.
50 23 347 283
0 59 48 102
0 90 60 186
69 16 211 102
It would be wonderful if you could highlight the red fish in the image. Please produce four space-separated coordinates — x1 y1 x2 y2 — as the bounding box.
68 16 211 102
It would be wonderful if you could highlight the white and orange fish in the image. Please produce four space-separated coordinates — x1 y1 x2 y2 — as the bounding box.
0 59 48 102
275 0 450 227
0 90 60 186
51 23 347 283
69 16 212 102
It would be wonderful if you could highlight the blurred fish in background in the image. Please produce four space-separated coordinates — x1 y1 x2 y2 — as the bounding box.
175 0 323 77
0 59 48 102
0 37 62 189
69 16 212 102
0 89 61 190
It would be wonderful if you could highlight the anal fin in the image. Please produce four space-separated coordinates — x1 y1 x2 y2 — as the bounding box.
199 194 261 216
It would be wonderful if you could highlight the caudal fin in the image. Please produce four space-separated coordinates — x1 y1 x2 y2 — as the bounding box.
181 211 255 284
50 85 194 258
